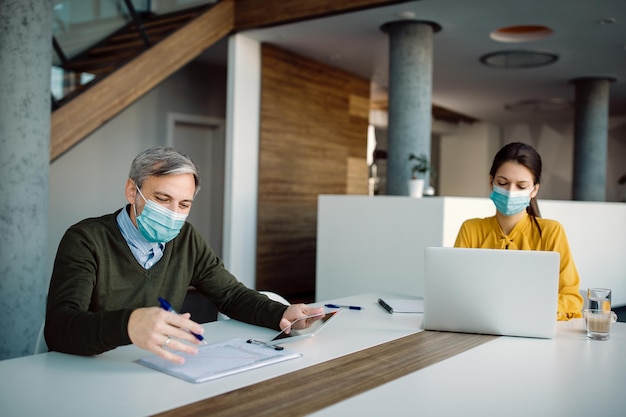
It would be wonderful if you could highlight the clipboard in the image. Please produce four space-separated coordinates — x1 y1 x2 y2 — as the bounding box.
136 338 301 384
136 310 340 383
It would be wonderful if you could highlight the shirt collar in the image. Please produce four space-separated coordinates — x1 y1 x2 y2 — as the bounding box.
117 205 164 254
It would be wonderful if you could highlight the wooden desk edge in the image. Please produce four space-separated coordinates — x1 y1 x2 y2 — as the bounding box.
154 331 498 417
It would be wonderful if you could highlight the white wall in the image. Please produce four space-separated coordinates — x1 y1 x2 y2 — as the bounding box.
222 34 261 289
48 61 227 277
439 117 626 202
438 122 499 197
502 122 574 200
540 200 626 303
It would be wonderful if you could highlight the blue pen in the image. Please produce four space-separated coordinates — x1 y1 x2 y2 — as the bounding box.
158 297 207 344
325 303 363 310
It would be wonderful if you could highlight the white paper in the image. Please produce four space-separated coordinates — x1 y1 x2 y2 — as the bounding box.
136 338 301 383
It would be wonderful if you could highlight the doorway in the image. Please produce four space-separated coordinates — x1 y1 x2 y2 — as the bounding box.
167 113 225 257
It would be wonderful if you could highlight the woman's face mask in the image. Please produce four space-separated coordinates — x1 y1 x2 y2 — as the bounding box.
134 187 188 243
489 185 533 216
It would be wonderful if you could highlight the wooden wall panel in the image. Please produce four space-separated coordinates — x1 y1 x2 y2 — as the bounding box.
257 45 370 300
347 156 369 195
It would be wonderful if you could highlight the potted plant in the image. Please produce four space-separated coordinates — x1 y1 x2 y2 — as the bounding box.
408 153 430 198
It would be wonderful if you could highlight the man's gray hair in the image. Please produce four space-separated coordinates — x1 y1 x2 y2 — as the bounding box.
129 146 200 193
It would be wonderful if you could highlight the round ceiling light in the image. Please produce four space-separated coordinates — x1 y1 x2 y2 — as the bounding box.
490 25 553 43
480 50 559 69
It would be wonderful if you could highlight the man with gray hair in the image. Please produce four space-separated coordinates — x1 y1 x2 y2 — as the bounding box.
46 146 322 364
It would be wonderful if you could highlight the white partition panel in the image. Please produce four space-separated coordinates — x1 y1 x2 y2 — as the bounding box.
316 196 444 301
316 196 626 306
441 197 493 246
541 201 626 304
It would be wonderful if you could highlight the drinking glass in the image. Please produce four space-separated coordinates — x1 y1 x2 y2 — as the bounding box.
583 308 618 340
588 288 611 311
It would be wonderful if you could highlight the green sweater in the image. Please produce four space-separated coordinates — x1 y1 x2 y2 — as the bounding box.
46 207 287 355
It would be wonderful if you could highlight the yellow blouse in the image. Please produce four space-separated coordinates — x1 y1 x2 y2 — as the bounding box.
454 214 583 320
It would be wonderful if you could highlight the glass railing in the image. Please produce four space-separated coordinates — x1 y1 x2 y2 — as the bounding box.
51 0 216 108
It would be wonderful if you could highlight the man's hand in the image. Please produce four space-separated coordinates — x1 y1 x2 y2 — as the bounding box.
279 304 324 333
128 307 205 364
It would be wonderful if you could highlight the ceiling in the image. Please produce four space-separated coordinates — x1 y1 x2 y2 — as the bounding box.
210 0 626 126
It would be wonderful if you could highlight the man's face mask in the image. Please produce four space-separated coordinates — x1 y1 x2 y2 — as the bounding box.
134 187 188 243
489 185 533 216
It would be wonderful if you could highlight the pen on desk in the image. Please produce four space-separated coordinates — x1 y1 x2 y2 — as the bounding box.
325 304 363 310
158 297 207 344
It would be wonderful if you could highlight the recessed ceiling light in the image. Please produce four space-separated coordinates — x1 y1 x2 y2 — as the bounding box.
480 50 559 69
504 98 572 113
490 25 553 43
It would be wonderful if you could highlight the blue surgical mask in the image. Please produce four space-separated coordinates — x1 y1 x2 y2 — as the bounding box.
134 187 188 243
490 185 533 216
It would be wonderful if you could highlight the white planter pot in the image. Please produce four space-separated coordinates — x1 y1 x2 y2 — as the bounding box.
408 178 425 198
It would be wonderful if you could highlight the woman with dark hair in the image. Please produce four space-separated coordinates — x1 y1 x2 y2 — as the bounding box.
454 142 583 320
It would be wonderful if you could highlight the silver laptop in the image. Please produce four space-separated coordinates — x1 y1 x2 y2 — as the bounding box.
423 247 559 339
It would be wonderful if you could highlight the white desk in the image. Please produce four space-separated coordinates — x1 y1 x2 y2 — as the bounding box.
1 293 625 416
0 294 419 417
312 316 626 417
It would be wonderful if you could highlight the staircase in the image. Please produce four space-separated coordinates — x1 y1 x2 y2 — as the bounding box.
50 0 234 162
53 5 212 111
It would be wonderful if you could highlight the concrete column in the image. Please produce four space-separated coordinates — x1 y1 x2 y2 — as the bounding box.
381 20 440 196
571 77 615 201
0 0 52 359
